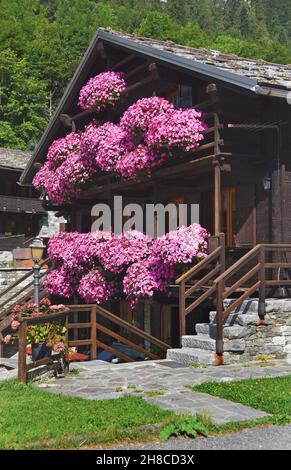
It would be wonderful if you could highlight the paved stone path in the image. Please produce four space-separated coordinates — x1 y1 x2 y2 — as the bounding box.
36 358 291 424
112 425 291 450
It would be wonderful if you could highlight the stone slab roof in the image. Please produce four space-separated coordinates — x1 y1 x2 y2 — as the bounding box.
0 148 31 171
105 29 291 89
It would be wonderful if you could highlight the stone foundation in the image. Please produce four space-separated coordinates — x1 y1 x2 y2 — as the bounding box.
167 299 291 366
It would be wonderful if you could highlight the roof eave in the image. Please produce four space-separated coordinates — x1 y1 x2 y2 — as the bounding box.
20 28 289 185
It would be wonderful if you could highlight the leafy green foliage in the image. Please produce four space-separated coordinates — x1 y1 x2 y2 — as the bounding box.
160 415 209 441
0 0 290 150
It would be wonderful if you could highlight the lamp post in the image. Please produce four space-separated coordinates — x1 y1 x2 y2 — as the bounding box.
29 237 45 312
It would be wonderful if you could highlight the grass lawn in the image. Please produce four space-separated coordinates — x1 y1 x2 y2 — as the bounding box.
0 380 173 450
191 375 291 434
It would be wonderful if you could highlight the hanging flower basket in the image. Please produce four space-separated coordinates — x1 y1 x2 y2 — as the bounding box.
78 71 126 112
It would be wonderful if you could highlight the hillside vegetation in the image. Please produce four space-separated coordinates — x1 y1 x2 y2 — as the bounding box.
0 0 290 150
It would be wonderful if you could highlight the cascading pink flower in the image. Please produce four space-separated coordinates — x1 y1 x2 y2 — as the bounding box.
32 132 92 204
46 133 81 167
120 96 174 138
115 145 161 179
33 88 206 204
78 269 115 304
123 256 174 307
45 225 208 306
152 224 209 265
94 123 131 173
145 108 207 154
98 230 151 273
78 71 126 112
44 266 79 298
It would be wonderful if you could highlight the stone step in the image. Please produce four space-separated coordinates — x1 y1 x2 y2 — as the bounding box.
182 335 216 350
209 311 260 326
223 298 259 313
182 335 246 352
195 323 257 339
166 347 230 366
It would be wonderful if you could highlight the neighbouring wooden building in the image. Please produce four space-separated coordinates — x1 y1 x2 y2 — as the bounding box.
0 147 47 255
19 29 291 362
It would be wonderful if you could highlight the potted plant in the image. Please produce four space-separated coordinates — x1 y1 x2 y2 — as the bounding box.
3 298 69 362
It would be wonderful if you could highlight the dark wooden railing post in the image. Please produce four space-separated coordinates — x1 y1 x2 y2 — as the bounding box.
215 279 224 365
258 246 266 324
18 320 27 383
179 281 186 344
219 233 226 273
91 305 97 360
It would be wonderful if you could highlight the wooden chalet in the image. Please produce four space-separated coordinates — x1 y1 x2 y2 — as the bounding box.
0 148 46 253
18 29 291 363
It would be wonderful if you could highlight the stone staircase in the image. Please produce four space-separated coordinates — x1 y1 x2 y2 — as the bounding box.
167 299 291 365
0 267 49 315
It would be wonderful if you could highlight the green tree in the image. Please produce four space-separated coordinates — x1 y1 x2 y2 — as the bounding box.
137 11 183 43
0 49 48 149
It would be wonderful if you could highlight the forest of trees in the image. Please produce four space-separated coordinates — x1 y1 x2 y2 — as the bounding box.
0 0 290 150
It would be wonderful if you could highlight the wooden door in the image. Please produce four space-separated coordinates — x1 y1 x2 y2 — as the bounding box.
234 184 256 246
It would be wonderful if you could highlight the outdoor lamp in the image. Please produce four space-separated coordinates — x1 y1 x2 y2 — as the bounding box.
29 237 45 263
29 237 46 312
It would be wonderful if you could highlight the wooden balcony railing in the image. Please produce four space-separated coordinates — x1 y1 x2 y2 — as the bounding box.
0 195 46 214
175 233 225 340
67 304 170 363
176 239 291 364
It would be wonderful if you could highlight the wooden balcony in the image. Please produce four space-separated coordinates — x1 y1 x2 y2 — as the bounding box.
0 195 46 214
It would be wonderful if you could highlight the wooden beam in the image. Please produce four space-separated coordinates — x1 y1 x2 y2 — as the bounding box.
214 162 222 235
111 53 136 71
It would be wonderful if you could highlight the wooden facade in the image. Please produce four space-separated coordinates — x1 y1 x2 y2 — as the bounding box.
0 149 47 251
20 29 291 349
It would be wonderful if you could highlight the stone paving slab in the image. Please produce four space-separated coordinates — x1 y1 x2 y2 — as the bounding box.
33 358 291 425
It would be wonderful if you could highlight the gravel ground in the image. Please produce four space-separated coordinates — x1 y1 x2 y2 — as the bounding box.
112 425 291 450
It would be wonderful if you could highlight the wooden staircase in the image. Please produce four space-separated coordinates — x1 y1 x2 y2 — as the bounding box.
168 236 291 365
0 260 170 363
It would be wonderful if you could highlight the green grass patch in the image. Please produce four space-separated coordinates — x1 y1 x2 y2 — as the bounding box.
192 375 291 420
0 380 173 450
144 388 167 398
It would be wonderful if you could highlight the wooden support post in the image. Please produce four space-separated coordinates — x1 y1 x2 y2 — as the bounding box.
91 305 97 360
215 280 224 365
258 247 266 325
219 232 226 273
214 163 222 235
0 337 3 358
18 321 27 383
179 281 186 344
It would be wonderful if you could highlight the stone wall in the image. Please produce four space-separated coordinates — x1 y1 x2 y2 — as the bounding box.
38 211 67 238
216 299 291 363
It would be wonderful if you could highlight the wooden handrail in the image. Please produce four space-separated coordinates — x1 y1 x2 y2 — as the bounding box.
0 267 51 317
64 303 171 365
95 304 170 351
214 244 262 284
0 257 50 300
177 239 291 364
175 246 222 285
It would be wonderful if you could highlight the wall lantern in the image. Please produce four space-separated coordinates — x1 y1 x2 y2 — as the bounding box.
262 177 271 192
